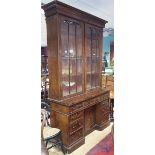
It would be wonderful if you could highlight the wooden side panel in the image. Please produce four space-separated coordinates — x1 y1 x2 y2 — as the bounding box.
51 109 70 145
46 15 61 100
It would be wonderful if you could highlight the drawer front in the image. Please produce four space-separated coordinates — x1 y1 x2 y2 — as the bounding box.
70 111 83 122
83 96 102 107
70 128 83 144
69 118 84 134
102 99 109 105
70 102 83 112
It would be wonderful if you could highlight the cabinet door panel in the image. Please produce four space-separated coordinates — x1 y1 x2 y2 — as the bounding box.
60 16 83 97
85 24 102 90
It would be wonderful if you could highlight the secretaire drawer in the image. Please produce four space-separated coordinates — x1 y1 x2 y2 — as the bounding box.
69 128 83 144
70 111 84 122
70 102 83 112
69 118 84 134
102 99 109 105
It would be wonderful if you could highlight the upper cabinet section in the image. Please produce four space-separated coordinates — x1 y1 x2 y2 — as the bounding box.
42 0 107 100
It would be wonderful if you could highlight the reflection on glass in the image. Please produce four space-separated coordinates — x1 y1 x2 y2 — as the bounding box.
77 59 82 92
96 58 100 86
62 58 69 96
86 28 91 57
77 74 82 92
69 24 75 57
61 20 68 58
70 58 76 94
76 25 82 57
96 40 100 57
92 57 96 74
86 57 91 89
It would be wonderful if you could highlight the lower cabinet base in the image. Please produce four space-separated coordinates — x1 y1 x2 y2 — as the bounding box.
95 121 110 131
51 90 111 154
64 122 110 154
64 137 85 154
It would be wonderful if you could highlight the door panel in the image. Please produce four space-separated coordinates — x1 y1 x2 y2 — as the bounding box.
60 16 84 97
85 24 102 90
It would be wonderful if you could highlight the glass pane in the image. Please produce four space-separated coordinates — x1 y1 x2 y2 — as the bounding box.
92 39 97 56
96 56 100 86
85 27 91 57
86 57 91 89
96 39 100 57
91 57 96 88
76 25 82 57
96 40 100 86
77 59 82 92
69 23 76 95
91 37 97 88
61 18 84 96
61 20 68 57
62 58 69 96
77 74 82 92
69 23 76 58
70 58 76 94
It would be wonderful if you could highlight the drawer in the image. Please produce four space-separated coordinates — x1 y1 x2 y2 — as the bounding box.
70 128 83 144
69 118 84 134
88 98 97 105
70 102 83 112
70 111 83 122
84 97 99 107
102 99 109 105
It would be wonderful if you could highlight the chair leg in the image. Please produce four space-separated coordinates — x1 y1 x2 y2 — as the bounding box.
59 133 65 155
59 142 65 155
45 140 48 147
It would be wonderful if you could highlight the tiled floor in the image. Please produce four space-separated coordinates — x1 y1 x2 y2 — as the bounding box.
48 123 113 155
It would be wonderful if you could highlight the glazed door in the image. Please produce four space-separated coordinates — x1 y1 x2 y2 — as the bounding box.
60 16 84 97
85 24 102 91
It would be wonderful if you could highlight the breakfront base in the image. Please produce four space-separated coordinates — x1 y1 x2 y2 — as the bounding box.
64 137 85 154
64 122 110 154
95 121 110 131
